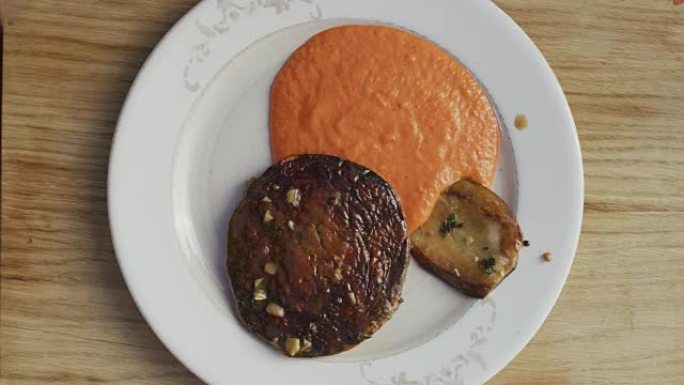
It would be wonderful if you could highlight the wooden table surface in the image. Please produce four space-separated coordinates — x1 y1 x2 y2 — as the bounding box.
2 1 683 384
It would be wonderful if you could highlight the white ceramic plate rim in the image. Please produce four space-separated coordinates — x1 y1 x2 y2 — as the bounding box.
108 1 583 384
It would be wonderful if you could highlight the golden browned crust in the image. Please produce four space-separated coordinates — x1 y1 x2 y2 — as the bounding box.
227 155 409 357
411 179 523 298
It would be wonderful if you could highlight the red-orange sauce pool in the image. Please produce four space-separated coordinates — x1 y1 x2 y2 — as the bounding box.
270 25 500 232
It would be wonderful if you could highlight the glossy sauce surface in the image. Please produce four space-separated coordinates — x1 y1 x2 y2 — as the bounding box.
270 25 500 232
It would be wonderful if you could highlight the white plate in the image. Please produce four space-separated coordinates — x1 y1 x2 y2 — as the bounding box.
108 1 583 384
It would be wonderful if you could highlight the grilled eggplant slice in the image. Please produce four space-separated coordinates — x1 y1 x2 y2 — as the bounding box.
227 155 409 357
411 179 523 298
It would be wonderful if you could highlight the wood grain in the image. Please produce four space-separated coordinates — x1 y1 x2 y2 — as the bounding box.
1 1 683 384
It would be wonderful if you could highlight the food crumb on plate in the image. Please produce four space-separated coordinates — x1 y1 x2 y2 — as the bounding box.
542 252 553 262
515 114 528 130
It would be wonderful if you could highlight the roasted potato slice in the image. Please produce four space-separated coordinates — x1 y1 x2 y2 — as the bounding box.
411 179 523 298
